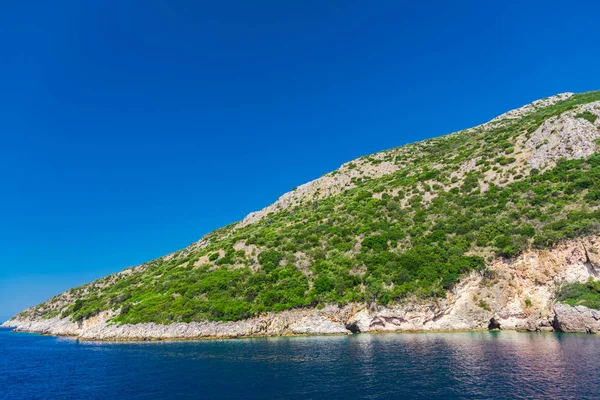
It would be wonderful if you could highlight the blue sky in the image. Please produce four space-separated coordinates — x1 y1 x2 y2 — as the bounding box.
1 0 599 318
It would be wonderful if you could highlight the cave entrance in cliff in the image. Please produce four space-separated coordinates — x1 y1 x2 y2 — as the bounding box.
488 318 501 330
346 322 360 334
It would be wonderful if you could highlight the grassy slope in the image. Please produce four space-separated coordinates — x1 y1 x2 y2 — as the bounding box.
19 91 600 324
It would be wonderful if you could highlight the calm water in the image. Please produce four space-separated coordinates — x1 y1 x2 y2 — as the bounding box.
2 327 600 399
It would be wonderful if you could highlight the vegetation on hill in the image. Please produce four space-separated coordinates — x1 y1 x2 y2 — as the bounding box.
18 91 600 324
557 279 600 310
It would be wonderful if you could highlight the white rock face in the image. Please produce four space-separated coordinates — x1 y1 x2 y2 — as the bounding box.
4 236 599 340
238 161 399 228
2 316 82 336
525 103 600 170
553 303 600 333
489 92 574 125
3 307 352 340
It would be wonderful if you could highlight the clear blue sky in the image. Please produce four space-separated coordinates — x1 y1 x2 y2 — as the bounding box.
1 0 599 318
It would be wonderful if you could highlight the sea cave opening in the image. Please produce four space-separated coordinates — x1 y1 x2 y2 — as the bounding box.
488 318 501 330
346 322 361 334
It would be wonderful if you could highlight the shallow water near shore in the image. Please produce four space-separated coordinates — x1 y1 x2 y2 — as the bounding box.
2 327 600 399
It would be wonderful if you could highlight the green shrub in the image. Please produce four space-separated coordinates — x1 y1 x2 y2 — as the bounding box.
557 279 600 310
362 234 389 252
575 111 598 124
258 250 283 272
479 300 491 311
496 156 516 166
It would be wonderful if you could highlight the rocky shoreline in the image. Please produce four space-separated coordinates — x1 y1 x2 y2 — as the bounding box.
4 236 600 341
2 301 598 341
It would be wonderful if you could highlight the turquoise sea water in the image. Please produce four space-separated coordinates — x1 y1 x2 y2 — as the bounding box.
2 327 600 399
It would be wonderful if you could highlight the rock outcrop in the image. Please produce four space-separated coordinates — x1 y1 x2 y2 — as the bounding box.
525 101 600 170
553 303 600 333
488 93 574 126
238 160 399 228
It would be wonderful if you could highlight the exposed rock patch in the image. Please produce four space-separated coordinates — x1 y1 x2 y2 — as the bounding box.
553 303 600 333
525 102 600 170
238 161 399 228
488 93 574 126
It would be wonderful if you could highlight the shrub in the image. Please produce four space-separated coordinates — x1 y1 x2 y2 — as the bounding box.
362 234 389 252
479 300 491 311
496 156 516 166
556 280 600 310
258 250 283 272
585 190 600 201
575 111 598 124
314 275 334 294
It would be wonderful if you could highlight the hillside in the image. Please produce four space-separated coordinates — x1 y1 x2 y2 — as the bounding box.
5 90 600 338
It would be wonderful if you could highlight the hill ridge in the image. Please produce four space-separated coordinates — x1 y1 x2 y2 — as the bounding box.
238 91 595 228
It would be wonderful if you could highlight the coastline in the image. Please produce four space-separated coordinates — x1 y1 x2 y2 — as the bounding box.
3 301 599 342
6 236 600 341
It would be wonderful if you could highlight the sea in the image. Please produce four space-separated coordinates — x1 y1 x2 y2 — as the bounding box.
2 326 600 399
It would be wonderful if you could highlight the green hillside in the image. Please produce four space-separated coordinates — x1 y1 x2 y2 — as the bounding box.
18 91 600 324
